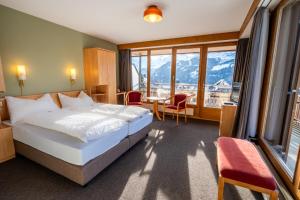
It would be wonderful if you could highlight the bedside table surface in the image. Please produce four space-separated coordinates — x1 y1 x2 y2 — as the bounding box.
0 123 10 129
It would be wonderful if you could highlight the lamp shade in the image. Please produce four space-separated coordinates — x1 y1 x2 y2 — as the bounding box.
17 65 26 81
0 57 6 92
144 5 163 23
70 68 76 80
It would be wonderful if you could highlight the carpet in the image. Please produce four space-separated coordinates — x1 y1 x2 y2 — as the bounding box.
0 119 285 200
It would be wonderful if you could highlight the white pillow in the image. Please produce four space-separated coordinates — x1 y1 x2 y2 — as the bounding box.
6 93 59 124
58 93 82 108
78 91 94 105
38 94 60 111
58 92 94 109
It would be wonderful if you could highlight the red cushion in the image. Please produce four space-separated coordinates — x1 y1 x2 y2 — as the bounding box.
173 94 187 108
217 137 276 191
127 102 143 106
128 91 142 103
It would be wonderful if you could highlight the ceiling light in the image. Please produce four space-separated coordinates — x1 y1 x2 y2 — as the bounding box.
144 5 163 23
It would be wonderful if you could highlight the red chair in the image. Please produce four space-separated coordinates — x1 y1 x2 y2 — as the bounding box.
125 91 143 106
163 94 188 126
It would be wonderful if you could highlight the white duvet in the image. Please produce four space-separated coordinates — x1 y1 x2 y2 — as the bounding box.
23 109 128 143
68 103 150 122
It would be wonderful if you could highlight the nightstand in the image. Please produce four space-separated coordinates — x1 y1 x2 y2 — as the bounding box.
0 124 15 163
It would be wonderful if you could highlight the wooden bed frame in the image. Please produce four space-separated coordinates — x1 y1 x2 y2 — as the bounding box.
0 90 151 185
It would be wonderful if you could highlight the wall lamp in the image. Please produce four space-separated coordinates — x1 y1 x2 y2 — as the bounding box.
70 68 76 86
17 65 26 96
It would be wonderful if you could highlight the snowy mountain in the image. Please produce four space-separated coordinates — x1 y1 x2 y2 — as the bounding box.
150 51 236 85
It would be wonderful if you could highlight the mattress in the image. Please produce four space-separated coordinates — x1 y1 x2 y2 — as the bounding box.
65 106 153 136
10 122 128 166
128 113 153 135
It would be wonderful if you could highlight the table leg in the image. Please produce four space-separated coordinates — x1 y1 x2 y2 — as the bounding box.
153 100 161 120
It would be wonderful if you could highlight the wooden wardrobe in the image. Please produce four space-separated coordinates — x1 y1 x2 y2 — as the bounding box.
84 48 117 104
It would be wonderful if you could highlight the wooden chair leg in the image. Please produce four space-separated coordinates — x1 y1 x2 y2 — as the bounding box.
176 112 179 126
218 176 225 200
185 109 187 123
172 111 175 119
270 190 278 200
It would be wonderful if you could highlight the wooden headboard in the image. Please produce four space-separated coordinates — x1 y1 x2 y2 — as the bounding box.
0 90 83 121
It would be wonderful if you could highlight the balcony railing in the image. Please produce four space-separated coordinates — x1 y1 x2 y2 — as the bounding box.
134 82 234 107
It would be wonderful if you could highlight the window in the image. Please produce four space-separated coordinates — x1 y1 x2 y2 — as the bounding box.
150 49 172 98
131 51 147 99
263 2 300 177
175 48 200 105
204 46 236 108
130 44 237 121
260 2 300 198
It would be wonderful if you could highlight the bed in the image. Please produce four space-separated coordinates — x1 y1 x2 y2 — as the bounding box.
0 91 152 185
65 101 154 147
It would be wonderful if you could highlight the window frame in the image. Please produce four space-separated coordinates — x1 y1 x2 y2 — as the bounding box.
257 1 300 199
203 48 237 109
173 47 201 106
131 53 148 100
149 49 173 100
131 41 237 121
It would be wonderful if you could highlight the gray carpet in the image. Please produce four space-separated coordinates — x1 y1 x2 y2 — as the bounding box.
0 119 284 200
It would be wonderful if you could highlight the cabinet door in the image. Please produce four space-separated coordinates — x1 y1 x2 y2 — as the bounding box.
97 49 117 103
97 50 109 85
107 51 116 103
84 48 99 94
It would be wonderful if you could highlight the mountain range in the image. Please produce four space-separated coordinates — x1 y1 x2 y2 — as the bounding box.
150 51 236 85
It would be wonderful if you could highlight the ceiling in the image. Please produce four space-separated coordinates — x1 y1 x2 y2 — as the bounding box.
0 0 253 44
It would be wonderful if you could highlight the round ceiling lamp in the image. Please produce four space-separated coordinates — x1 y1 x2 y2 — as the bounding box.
144 5 163 23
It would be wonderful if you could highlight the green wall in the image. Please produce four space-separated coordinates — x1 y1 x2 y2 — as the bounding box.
0 5 119 96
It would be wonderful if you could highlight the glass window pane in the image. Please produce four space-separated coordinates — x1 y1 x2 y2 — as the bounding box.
204 48 236 108
263 5 300 177
175 48 200 105
150 49 172 98
131 51 147 100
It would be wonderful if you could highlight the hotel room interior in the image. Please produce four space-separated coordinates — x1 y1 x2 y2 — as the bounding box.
0 0 299 200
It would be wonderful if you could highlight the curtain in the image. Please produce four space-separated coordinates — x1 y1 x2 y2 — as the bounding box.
233 8 270 139
264 2 300 145
119 49 132 92
233 38 249 83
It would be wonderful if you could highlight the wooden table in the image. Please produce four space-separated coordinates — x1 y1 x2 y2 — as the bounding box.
147 96 166 120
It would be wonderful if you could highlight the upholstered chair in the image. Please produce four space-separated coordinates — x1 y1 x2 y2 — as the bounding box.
125 91 143 106
163 94 188 126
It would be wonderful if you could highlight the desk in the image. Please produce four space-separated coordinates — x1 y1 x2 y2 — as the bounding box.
146 96 166 120
219 102 237 137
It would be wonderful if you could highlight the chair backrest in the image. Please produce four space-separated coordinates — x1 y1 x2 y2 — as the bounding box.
173 94 187 108
127 91 142 103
